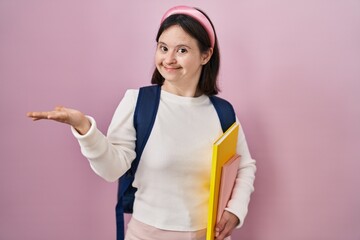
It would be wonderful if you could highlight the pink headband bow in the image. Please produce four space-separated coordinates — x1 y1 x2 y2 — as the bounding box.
161 6 215 48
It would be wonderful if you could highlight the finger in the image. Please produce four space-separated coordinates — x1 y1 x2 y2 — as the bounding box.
27 111 51 120
215 216 226 238
31 117 43 121
46 111 69 123
216 221 233 240
215 212 239 240
27 111 68 123
54 105 65 111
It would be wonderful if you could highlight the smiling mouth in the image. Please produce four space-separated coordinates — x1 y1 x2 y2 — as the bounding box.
163 65 181 71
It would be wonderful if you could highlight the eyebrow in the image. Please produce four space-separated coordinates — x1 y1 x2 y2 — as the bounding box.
157 41 192 49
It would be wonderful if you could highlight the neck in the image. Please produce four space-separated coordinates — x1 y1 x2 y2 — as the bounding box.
162 81 201 97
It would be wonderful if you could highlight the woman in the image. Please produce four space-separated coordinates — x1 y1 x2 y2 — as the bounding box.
27 6 256 240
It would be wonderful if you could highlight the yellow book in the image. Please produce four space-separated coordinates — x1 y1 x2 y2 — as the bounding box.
206 122 239 240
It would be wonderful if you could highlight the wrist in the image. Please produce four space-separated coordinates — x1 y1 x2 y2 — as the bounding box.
74 117 91 135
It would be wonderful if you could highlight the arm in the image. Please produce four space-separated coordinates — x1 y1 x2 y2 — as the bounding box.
27 90 138 182
215 120 256 239
71 90 138 182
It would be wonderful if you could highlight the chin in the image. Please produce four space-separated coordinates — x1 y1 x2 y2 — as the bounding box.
159 72 179 81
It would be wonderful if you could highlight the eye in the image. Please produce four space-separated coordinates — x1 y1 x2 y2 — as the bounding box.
178 48 188 54
159 45 168 52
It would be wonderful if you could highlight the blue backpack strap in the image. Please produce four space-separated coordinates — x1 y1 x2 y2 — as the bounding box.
132 85 161 174
209 95 236 132
115 85 161 240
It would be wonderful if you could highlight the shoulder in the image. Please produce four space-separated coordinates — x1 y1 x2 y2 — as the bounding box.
209 95 233 106
209 95 235 115
124 85 160 100
123 88 139 100
120 85 161 109
117 89 140 109
110 89 140 117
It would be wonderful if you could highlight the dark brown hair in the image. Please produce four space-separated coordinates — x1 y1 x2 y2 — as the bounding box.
151 10 220 95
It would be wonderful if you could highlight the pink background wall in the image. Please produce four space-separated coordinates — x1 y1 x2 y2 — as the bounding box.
1 0 359 239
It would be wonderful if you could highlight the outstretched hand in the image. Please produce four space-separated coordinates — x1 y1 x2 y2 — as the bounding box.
215 210 239 240
27 106 91 135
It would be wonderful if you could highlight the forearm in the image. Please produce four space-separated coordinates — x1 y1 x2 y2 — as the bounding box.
226 122 257 227
71 116 136 182
225 158 256 227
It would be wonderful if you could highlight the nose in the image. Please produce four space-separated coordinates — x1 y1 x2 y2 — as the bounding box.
164 51 177 65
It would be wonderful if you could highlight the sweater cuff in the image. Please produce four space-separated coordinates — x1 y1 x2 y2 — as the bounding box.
224 207 247 229
70 116 99 148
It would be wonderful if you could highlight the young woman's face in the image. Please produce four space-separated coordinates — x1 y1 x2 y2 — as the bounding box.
155 25 211 91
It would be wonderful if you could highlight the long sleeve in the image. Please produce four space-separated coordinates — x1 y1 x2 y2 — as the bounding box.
71 90 138 182
225 119 256 228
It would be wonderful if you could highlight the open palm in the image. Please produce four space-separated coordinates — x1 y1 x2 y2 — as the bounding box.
27 106 90 134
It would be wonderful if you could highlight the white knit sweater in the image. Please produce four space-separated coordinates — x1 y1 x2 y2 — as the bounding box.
72 89 256 231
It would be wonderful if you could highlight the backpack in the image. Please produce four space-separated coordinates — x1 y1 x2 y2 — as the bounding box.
115 85 236 240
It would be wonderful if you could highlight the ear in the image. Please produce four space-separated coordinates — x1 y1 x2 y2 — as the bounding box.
201 48 213 65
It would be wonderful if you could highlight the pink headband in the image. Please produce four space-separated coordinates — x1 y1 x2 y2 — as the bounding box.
160 6 215 48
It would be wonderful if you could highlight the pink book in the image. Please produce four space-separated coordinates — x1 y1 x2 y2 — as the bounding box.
216 154 240 222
